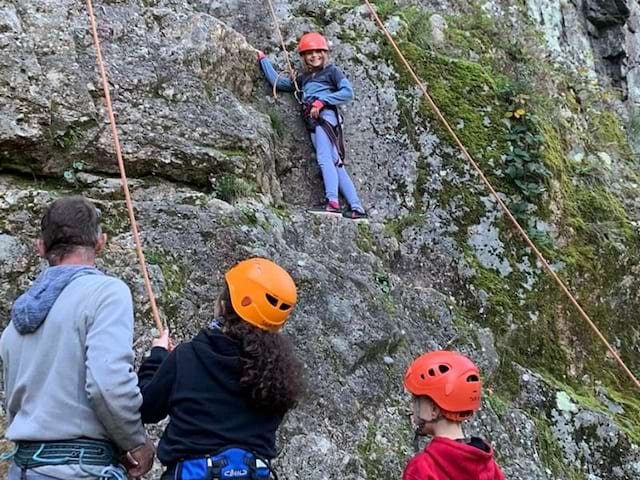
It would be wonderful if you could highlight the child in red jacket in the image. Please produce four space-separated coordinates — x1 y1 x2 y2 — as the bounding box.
403 351 505 480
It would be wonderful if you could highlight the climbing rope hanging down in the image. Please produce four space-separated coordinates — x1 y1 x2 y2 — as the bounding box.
265 0 303 102
85 0 163 333
361 0 640 390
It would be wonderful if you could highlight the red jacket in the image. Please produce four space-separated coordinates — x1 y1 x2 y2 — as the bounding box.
403 437 505 480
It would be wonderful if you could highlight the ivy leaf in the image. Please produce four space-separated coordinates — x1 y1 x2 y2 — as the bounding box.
526 183 546 196
514 108 526 118
507 165 525 179
514 178 529 190
513 147 528 157
526 163 551 177
511 200 531 217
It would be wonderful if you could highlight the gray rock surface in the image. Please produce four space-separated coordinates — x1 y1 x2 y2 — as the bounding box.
525 0 640 110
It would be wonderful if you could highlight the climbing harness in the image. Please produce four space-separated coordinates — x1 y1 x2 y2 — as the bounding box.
167 448 277 480
265 0 303 104
85 0 163 332
303 105 346 166
361 0 640 389
0 446 18 461
8 439 126 480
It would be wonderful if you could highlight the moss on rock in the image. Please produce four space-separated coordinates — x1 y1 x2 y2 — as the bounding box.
366 4 640 473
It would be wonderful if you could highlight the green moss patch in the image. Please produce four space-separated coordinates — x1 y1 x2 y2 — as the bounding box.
144 248 191 326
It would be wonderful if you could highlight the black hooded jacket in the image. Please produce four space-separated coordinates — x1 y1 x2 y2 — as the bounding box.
137 328 282 465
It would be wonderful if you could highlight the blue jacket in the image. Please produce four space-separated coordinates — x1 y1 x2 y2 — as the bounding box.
260 58 354 106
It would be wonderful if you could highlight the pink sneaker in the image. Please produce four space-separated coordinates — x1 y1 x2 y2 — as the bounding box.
306 201 342 215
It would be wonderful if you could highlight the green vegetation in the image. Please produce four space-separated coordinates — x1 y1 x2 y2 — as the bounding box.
268 109 286 138
355 1 640 476
373 271 395 314
54 126 81 151
355 222 374 252
356 422 393 478
534 416 587 480
213 174 256 203
99 202 131 236
144 248 191 326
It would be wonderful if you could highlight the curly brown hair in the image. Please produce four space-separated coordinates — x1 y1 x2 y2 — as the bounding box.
219 286 306 416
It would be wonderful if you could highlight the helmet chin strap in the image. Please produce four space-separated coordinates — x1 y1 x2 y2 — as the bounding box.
412 417 434 453
414 413 443 436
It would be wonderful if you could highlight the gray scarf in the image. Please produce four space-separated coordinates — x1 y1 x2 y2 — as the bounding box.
11 265 103 334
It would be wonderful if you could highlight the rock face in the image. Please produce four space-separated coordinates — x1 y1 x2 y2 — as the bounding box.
584 0 631 28
0 1 280 197
525 0 640 111
1 1 640 479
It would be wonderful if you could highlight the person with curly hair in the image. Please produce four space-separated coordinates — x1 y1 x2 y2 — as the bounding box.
137 258 306 480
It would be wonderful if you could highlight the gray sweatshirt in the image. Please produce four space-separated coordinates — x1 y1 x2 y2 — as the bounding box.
0 270 146 460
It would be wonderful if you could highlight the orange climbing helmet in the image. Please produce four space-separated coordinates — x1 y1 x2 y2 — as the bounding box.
404 351 482 422
298 32 329 53
225 258 297 332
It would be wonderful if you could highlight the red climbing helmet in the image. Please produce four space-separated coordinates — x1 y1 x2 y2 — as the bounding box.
404 351 482 422
298 32 329 53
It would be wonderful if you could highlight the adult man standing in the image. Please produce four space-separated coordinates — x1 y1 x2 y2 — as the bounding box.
1 196 154 479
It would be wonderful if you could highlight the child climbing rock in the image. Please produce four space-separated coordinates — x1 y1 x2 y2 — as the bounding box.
137 258 305 480
403 351 505 480
258 32 369 221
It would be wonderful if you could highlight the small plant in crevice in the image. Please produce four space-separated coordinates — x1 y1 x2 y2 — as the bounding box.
504 93 529 120
268 109 285 138
499 93 554 246
375 272 391 294
213 174 254 204
239 206 258 226
374 272 395 314
54 125 80 150
503 99 550 204
62 161 86 184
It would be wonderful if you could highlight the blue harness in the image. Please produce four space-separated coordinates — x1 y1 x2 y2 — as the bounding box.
175 448 274 480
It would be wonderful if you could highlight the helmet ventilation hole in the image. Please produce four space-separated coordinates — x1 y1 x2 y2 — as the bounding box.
265 293 279 307
420 373 425 380
279 303 291 311
438 364 450 374
428 368 436 377
466 374 479 382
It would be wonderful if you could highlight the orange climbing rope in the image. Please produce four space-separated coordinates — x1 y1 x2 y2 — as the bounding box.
85 0 164 333
265 0 303 102
362 0 640 390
